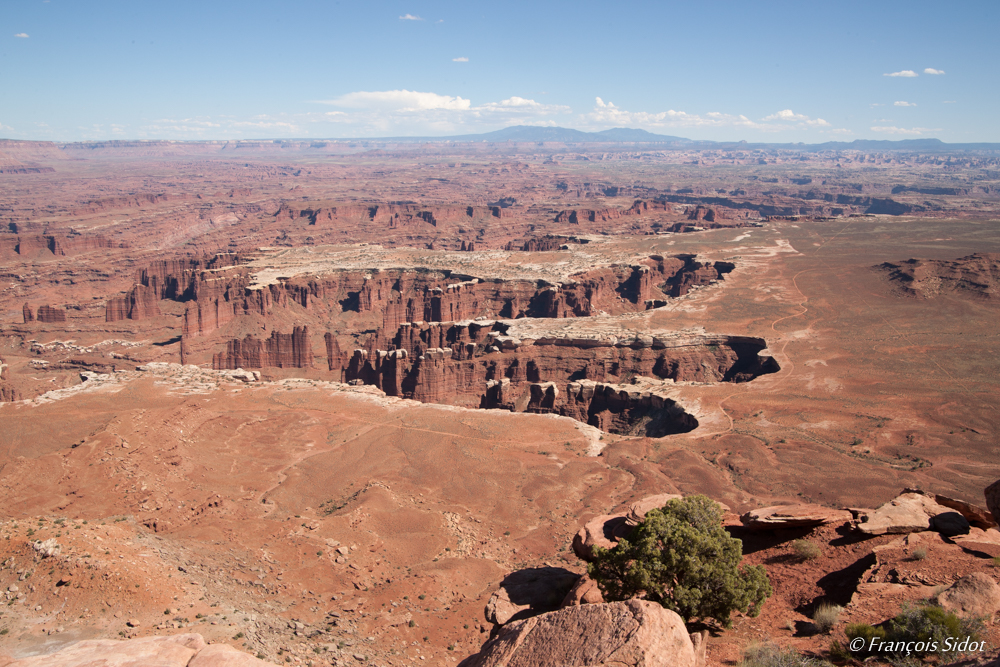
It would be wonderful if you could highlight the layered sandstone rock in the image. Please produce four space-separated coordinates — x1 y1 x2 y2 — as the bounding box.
105 284 162 322
856 492 953 535
36 305 67 323
935 494 998 530
213 326 313 370
21 303 34 323
741 504 853 530
460 600 704 667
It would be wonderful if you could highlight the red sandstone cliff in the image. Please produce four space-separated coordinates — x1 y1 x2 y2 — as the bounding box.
212 326 313 370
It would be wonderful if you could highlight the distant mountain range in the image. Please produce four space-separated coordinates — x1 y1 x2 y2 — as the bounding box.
376 126 1000 152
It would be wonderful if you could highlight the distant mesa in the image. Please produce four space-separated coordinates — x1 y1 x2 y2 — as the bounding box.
877 253 1000 299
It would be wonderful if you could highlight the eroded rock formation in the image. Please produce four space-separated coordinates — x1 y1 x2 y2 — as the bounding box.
878 254 1000 299
212 326 313 370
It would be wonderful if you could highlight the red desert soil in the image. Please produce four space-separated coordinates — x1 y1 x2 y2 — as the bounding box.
0 139 999 665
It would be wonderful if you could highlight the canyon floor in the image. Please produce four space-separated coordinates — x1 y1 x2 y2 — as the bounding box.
0 139 998 665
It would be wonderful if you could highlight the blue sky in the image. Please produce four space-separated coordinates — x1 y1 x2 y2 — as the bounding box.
2 1 997 142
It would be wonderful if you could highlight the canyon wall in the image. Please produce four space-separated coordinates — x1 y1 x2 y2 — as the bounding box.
212 326 313 370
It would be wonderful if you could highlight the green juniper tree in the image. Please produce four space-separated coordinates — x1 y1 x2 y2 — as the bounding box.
588 494 771 627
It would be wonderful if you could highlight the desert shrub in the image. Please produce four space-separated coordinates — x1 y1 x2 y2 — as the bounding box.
791 539 821 560
588 494 771 627
811 602 841 634
910 546 928 560
739 642 830 667
835 607 981 660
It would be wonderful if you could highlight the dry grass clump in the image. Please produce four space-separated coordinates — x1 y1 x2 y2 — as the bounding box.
811 602 841 634
791 539 822 560
738 642 831 667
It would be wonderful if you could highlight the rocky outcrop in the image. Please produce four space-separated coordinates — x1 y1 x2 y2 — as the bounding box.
484 567 581 626
987 480 1000 526
573 515 630 562
937 573 1000 618
560 574 604 608
213 326 313 370
343 319 774 434
556 381 698 437
741 504 853 530
0 356 19 403
460 600 704 667
625 495 682 525
935 494 998 530
878 254 1000 300
2 633 278 666
21 303 34 323
36 305 67 323
856 492 953 535
105 284 162 322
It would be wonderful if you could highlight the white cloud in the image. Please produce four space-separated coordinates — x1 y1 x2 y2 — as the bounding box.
323 90 472 111
14 33 29 38
870 126 940 136
761 109 831 126
869 103 885 107
452 57 468 62
399 14 423 20
924 68 945 75
584 97 767 130
307 91 570 136
884 70 918 77
943 100 957 104
894 101 917 107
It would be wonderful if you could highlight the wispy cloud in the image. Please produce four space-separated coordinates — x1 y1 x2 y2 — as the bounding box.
924 68 945 75
311 90 570 136
893 101 917 107
871 126 940 136
321 90 472 111
943 100 957 104
884 70 918 78
452 57 468 62
580 99 842 134
761 109 831 126
585 97 767 130
14 33 29 38
399 13 423 21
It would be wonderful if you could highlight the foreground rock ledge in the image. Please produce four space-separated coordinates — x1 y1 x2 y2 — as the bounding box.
459 600 705 667
1 633 278 667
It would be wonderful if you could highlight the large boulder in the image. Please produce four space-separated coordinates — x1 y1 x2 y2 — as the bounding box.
986 480 1000 526
460 600 704 667
572 515 629 562
937 572 1000 618
741 504 852 530
484 567 581 625
856 492 953 535
625 494 682 526
3 633 278 666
